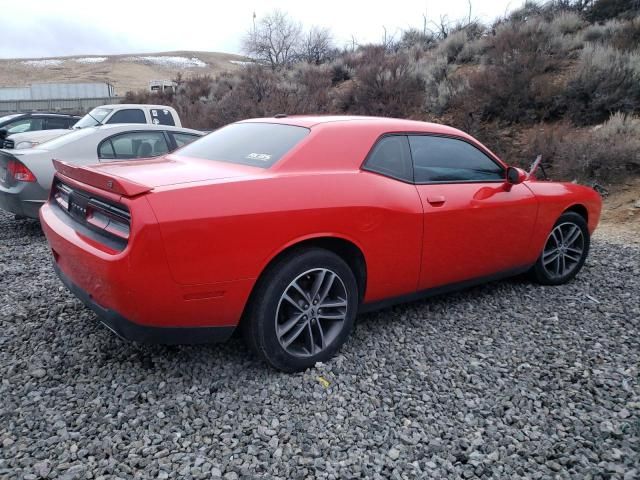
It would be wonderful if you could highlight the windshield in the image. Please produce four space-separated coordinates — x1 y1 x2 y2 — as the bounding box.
176 122 310 168
73 108 113 129
0 114 21 126
35 128 96 150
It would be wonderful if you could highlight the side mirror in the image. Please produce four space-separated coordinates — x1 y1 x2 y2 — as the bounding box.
506 166 527 185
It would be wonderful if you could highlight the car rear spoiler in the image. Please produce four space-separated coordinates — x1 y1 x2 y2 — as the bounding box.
52 159 152 197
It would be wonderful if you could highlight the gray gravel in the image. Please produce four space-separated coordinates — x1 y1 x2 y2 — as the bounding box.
0 209 638 479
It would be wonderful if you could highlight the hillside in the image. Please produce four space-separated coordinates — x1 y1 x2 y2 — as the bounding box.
0 50 249 95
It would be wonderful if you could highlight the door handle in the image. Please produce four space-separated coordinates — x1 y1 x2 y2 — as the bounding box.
427 195 446 206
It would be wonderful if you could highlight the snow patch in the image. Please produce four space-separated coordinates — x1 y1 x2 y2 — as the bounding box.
229 60 253 66
126 56 207 68
74 57 107 64
21 59 63 67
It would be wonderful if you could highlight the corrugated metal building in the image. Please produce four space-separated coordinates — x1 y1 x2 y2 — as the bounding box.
0 87 31 101
0 82 115 101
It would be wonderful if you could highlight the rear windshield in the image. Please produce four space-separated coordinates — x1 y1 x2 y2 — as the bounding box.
176 122 309 168
0 114 21 125
37 127 96 150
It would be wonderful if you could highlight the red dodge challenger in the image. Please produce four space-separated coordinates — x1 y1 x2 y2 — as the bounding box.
40 116 602 371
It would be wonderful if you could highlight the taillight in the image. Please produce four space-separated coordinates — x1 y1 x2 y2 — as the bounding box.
7 159 36 182
53 182 71 209
86 198 130 240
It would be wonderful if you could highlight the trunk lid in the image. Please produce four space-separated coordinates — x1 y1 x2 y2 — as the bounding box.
53 155 259 197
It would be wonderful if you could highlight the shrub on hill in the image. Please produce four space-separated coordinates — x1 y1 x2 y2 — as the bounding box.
525 112 640 181
123 0 640 183
563 44 640 125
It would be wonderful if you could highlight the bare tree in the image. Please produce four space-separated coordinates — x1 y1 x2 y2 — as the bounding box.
242 10 302 70
347 35 359 52
301 26 334 65
431 14 452 39
381 26 400 52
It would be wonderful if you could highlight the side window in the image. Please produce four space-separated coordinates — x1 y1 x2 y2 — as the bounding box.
363 135 413 182
45 117 71 129
99 131 169 160
170 132 200 149
409 135 504 183
150 108 175 126
5 118 45 134
106 109 146 124
98 140 116 159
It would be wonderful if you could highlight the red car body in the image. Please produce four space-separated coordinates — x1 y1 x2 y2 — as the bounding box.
40 116 601 345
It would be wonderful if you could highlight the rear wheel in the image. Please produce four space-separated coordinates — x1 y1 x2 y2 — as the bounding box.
531 212 590 285
243 248 358 372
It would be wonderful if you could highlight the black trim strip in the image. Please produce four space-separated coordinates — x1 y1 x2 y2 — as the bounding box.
359 265 532 314
53 262 235 344
50 200 127 251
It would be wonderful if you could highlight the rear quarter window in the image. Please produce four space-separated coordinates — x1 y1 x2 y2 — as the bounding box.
150 108 175 126
176 123 309 168
107 109 146 124
45 117 72 129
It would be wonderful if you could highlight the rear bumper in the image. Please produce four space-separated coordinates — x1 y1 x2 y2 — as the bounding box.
0 187 45 218
53 262 234 344
40 197 253 342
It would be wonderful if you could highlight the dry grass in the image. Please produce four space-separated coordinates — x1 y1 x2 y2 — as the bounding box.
0 51 248 95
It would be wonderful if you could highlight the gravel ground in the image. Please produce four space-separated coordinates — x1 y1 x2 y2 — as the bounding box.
0 210 638 480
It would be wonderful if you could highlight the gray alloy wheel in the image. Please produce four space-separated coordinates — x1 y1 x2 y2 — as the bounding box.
275 268 348 358
541 221 585 280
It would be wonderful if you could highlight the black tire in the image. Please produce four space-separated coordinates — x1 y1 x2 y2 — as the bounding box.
242 248 359 372
530 212 590 285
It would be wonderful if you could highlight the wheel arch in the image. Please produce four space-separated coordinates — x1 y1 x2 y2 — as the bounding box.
242 234 367 314
238 234 368 333
563 203 588 223
259 235 368 302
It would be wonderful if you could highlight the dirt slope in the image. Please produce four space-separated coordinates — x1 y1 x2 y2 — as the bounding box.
597 178 640 245
0 51 249 95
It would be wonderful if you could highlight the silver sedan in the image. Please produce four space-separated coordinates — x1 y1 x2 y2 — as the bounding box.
0 123 202 218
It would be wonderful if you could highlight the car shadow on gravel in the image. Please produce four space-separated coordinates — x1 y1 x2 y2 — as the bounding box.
68 312 275 381
355 274 530 326
47 272 542 382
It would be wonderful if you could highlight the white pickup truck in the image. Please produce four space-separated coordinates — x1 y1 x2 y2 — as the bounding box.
4 104 182 150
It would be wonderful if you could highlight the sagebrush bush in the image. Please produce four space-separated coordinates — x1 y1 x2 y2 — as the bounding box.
550 11 585 35
581 18 623 43
525 113 640 181
437 31 467 63
330 60 352 85
416 55 465 114
611 16 640 51
451 17 568 124
563 44 640 125
400 28 437 50
435 23 487 64
337 46 425 117
455 36 489 63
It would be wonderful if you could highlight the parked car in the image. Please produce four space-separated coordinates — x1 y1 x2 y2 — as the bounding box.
0 112 81 148
39 116 602 372
0 123 202 218
4 104 181 150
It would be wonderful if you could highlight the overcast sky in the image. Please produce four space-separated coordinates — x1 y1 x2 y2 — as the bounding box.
0 0 525 59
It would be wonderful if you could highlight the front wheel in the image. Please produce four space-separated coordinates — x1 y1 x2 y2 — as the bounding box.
243 248 358 372
530 212 590 285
